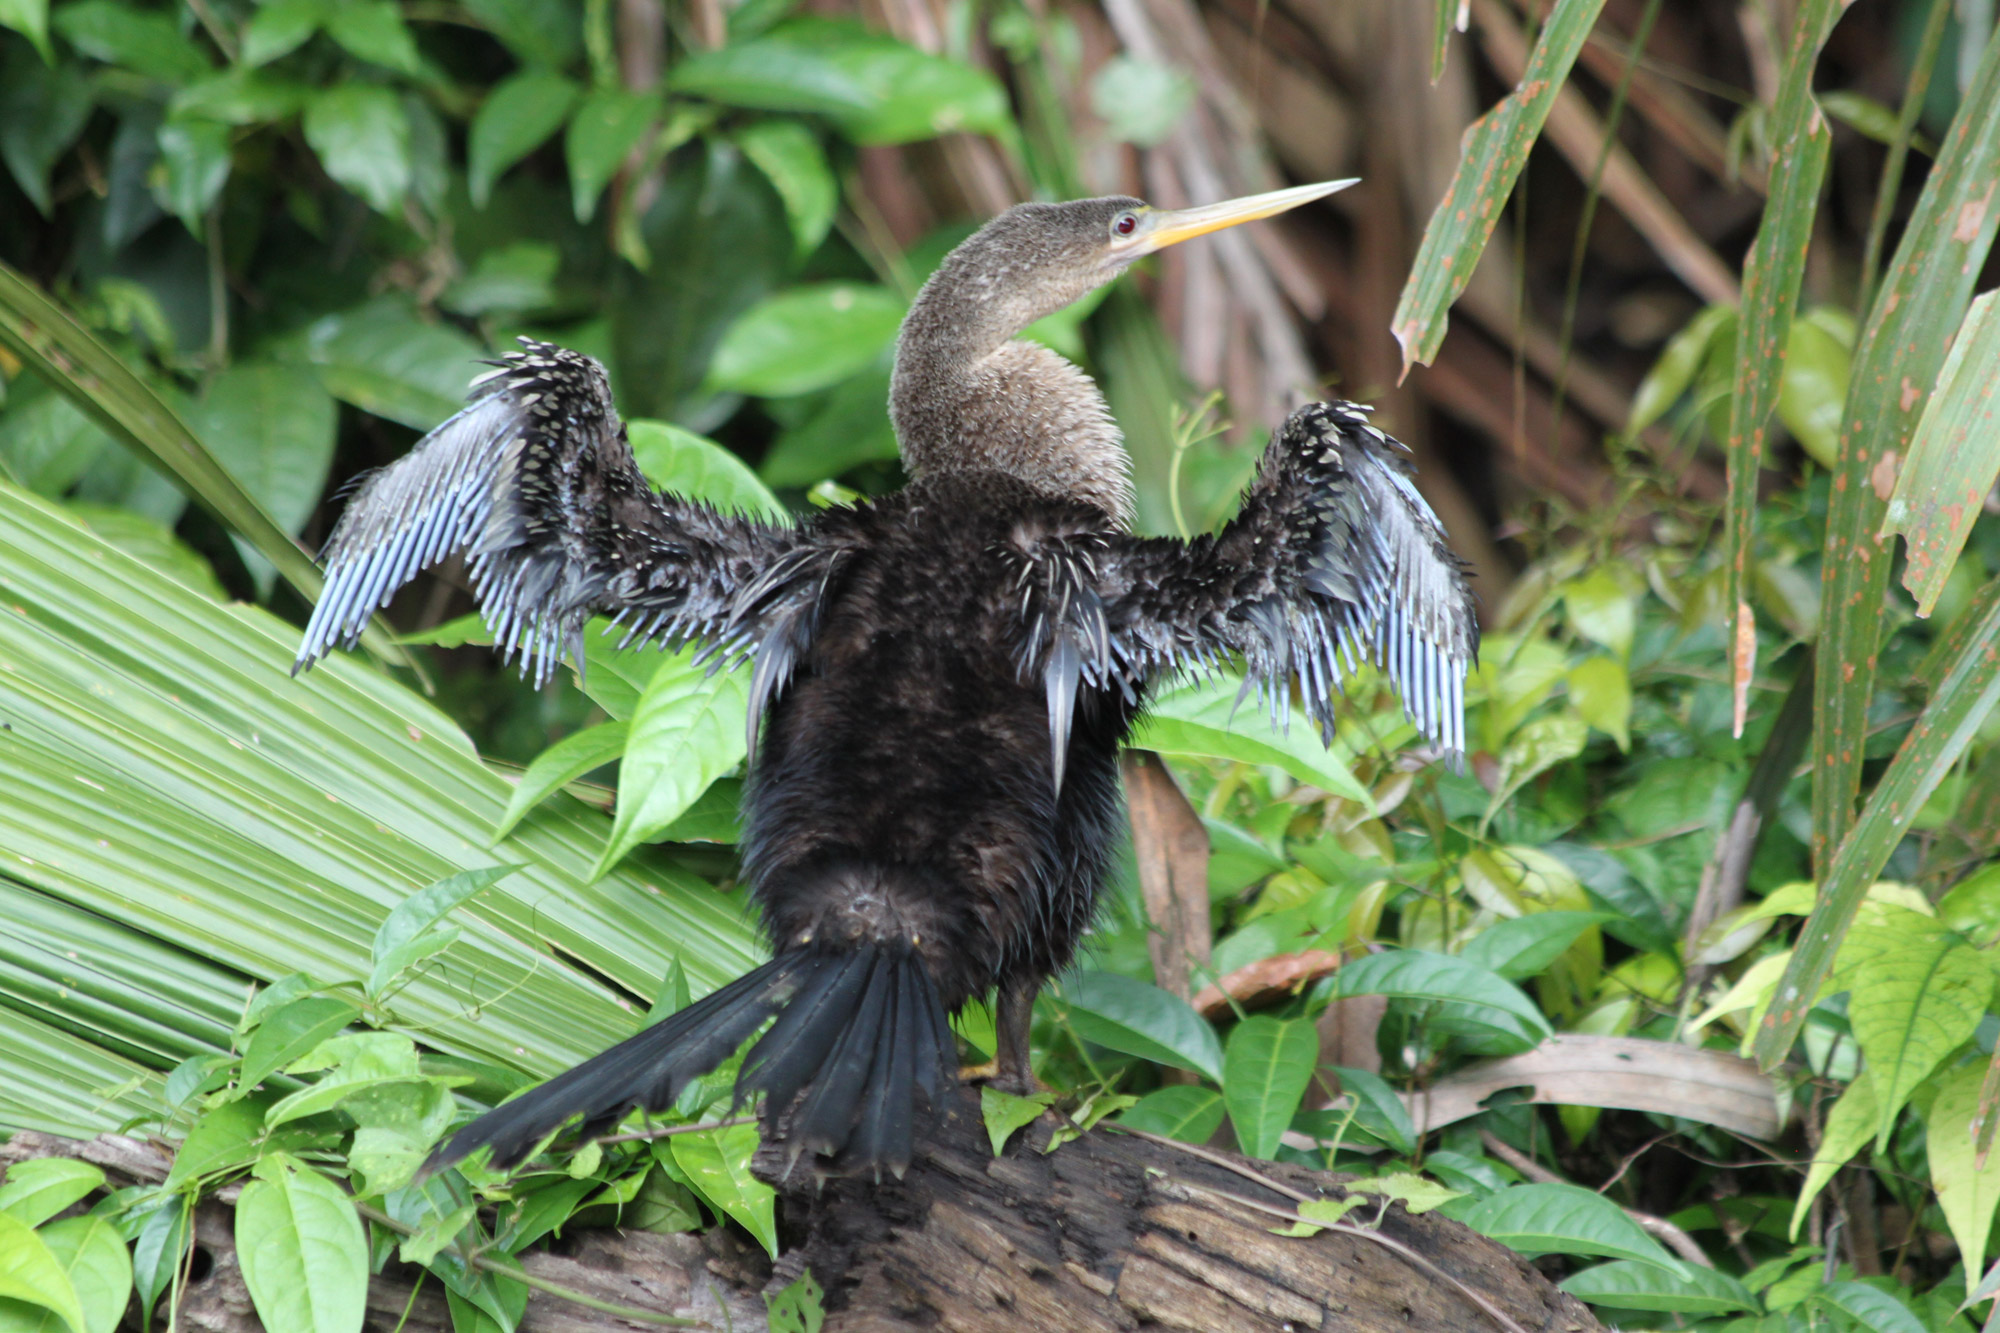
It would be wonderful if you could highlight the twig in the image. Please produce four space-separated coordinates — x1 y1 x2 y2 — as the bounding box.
353 1202 706 1328
1478 1131 1712 1269
598 1115 755 1146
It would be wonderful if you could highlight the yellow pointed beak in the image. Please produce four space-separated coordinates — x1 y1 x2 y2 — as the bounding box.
1119 178 1357 257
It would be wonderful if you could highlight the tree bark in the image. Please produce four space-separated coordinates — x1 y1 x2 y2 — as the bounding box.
3 1092 1602 1333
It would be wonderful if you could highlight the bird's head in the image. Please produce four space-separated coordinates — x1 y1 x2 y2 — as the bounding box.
917 179 1357 339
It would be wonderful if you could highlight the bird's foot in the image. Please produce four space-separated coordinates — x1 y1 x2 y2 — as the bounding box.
957 1061 1045 1097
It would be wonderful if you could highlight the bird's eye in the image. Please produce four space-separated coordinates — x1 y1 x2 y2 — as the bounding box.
1112 211 1140 237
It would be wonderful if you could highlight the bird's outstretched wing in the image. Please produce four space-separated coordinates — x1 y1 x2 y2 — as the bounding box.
1017 401 1478 773
295 339 805 688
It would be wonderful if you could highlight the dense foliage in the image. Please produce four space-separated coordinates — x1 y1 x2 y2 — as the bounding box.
2 0 2000 1330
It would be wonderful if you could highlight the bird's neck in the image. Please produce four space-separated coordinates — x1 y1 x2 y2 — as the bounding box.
890 267 1133 526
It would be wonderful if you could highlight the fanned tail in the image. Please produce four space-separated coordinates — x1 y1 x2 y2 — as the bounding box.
424 947 952 1179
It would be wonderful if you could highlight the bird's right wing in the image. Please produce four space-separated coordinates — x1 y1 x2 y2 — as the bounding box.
1015 401 1478 772
295 338 806 688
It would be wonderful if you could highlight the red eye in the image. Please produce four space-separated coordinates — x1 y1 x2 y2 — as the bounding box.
1113 212 1139 236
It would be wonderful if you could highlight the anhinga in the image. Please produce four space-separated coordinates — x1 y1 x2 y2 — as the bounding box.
294 178 1478 1179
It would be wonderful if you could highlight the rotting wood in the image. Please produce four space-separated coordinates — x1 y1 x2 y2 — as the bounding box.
3 1088 1603 1333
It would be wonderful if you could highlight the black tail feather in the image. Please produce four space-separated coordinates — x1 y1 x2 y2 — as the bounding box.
425 946 951 1179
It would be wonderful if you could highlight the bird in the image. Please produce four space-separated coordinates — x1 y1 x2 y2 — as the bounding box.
293 178 1479 1181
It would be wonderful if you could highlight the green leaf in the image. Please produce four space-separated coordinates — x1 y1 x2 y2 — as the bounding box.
707 283 905 398
469 70 579 209
187 360 337 537
440 241 558 318
1927 1060 2000 1272
1882 291 2000 616
0 0 51 62
153 117 231 235
1483 713 1588 830
0 1212 85 1333
324 1 419 74
1330 950 1552 1050
627 420 785 519
1810 1280 1928 1333
594 651 750 878
169 69 308 126
1088 56 1193 149
1629 305 1735 435
129 1200 190 1331
1221 1017 1316 1160
764 1269 824 1333
1720 0 1843 676
759 365 898 488
1055 972 1223 1082
1116 1085 1225 1144
668 37 873 115
1323 1066 1415 1155
493 720 627 842
294 296 486 431
234 996 361 1100
53 1 209 83
1391 0 1608 372
735 120 836 258
1775 310 1852 469
0 1161 104 1229
1843 913 1989 1148
1562 1259 1755 1315
0 386 110 494
1561 569 1635 660
1131 675 1373 807
774 20 1011 146
0 45 92 214
1450 1182 1687 1276
302 84 410 214
241 0 326 67
235 1154 368 1333
1348 1171 1463 1214
1460 912 1613 982
1270 1194 1365 1237
1566 657 1630 751
1805 30 2000 892
980 1086 1054 1155
26 1216 132 1333
1759 584 2000 1068
564 86 660 222
163 1099 268 1191
368 866 522 1000
672 1122 778 1258
461 0 581 66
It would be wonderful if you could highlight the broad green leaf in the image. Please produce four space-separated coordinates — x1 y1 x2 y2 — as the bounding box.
493 720 628 842
668 38 873 114
55 1 208 83
1330 950 1551 1049
302 84 410 214
1460 912 1613 982
241 0 326 66
168 69 308 126
163 1098 268 1190
0 1160 103 1228
1882 291 2000 615
368 866 521 999
186 362 338 574
1483 713 1587 830
765 1269 824 1333
1843 913 1988 1148
1567 657 1630 750
0 386 110 494
0 1212 84 1333
1449 1182 1687 1276
0 48 92 214
153 117 231 234
1347 1172 1462 1214
324 0 419 73
294 296 485 431
234 996 360 1100
469 71 579 208
1561 569 1634 661
781 19 1010 145
129 1201 190 1330
1391 0 1607 372
980 1086 1054 1155
1117 1086 1225 1144
628 420 785 519
0 0 50 61
759 365 898 488
1322 1066 1415 1155
1810 1280 1928 1333
1131 675 1372 807
595 650 750 878
565 86 660 222
235 1154 367 1333
1222 1017 1316 1160
1760 582 2000 1068
707 283 905 398
1928 1060 2000 1272
1720 0 1842 706
24 1216 131 1333
736 120 837 258
1089 56 1193 149
461 0 581 66
672 1122 778 1258
1269 1194 1365 1237
439 241 558 318
1628 305 1734 435
1806 31 2000 890
1562 1259 1755 1315
1054 971 1224 1083
1775 310 1852 468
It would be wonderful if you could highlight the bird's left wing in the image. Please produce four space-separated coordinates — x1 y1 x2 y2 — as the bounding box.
295 338 807 687
1017 401 1478 774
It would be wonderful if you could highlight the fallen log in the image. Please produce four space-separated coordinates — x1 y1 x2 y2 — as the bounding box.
1 1090 1602 1333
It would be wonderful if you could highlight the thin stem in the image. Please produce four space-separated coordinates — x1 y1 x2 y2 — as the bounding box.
353 1202 705 1328
205 200 229 370
597 1115 754 1146
1858 0 1952 315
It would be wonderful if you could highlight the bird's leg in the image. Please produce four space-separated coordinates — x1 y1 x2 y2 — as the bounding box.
990 974 1041 1096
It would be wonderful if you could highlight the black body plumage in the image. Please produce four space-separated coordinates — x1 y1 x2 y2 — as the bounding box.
294 188 1477 1180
